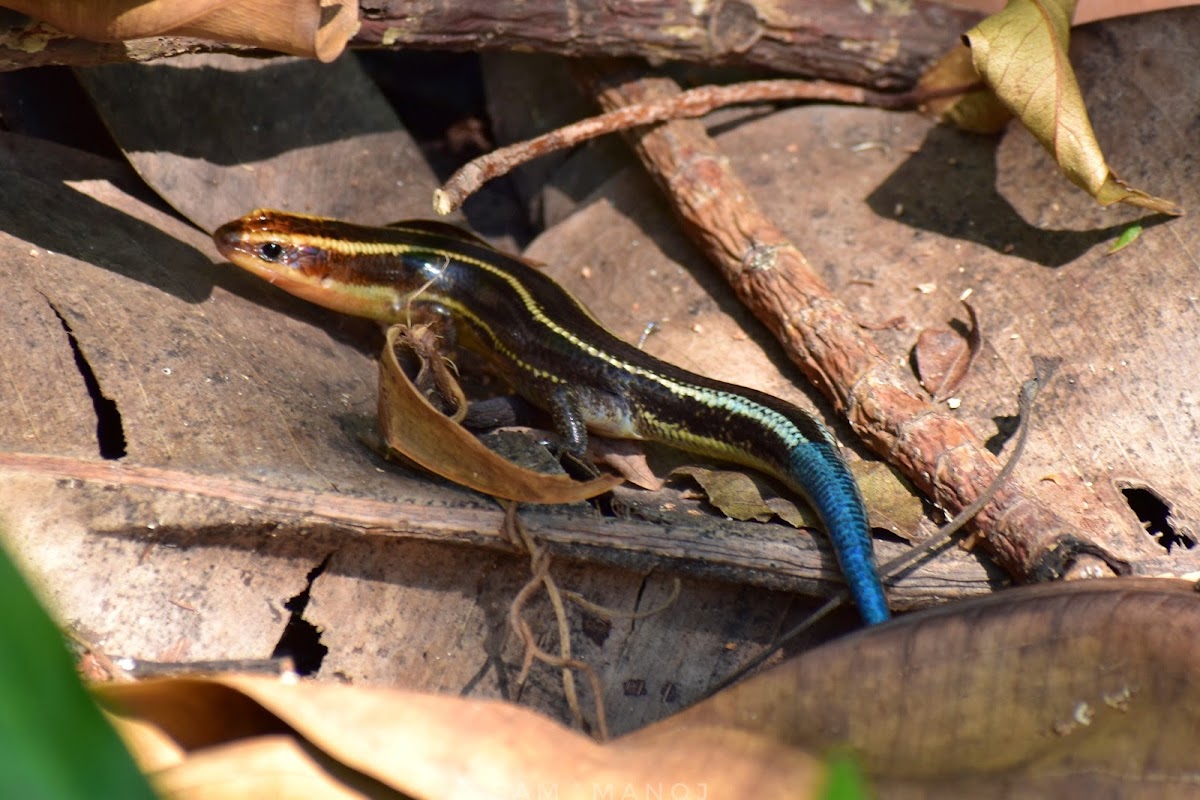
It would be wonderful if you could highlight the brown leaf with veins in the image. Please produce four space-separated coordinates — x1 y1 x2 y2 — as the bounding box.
591 439 666 491
964 0 1181 214
918 43 1012 134
99 674 824 799
853 461 926 541
674 465 784 524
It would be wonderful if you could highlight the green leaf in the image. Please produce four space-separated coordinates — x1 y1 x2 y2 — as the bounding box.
821 751 873 800
0 536 154 799
1106 224 1143 255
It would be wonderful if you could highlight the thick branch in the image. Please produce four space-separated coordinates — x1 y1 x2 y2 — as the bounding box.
2 0 981 87
0 451 992 610
359 0 981 89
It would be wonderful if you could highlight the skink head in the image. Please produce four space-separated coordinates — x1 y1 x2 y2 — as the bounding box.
213 209 413 320
213 208 328 281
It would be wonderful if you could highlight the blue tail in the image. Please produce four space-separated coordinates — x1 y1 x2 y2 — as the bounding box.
789 442 889 624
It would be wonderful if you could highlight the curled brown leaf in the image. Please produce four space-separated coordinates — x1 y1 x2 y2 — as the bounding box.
97 579 1200 799
918 43 1011 134
378 325 620 504
99 674 823 799
964 0 1181 214
915 300 982 402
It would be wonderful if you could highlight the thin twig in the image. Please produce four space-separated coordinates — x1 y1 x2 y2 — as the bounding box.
563 577 681 620
433 79 975 214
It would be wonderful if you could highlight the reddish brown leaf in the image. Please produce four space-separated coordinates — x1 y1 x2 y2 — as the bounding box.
915 300 982 402
636 578 1200 798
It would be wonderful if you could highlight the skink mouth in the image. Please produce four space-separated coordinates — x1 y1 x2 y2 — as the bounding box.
212 220 247 260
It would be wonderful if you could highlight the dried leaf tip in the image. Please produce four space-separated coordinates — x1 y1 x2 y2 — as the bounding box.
963 0 1180 215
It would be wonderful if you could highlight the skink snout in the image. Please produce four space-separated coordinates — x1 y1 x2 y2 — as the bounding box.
212 217 253 262
213 211 292 268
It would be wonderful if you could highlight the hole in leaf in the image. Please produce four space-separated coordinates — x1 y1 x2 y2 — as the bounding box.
271 555 331 675
48 302 126 459
1122 486 1195 552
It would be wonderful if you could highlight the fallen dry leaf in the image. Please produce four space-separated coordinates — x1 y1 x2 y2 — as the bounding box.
636 577 1200 799
378 325 621 504
851 461 926 541
964 0 1181 214
673 465 781 524
95 577 1200 799
590 439 667 491
674 462 921 540
99 674 824 799
918 43 1013 134
2 0 357 61
915 300 982 401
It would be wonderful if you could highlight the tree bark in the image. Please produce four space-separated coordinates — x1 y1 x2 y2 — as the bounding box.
359 0 982 89
1 0 982 88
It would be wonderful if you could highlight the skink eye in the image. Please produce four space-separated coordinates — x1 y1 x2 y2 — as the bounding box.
259 242 285 261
